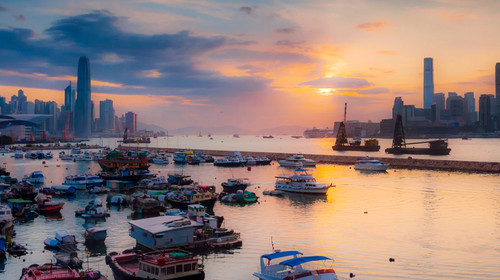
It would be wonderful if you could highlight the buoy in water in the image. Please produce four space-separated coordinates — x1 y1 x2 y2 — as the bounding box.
389 258 395 262
350 273 356 278
247 166 251 171
42 161 46 164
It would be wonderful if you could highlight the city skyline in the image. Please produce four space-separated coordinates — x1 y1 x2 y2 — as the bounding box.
0 1 499 130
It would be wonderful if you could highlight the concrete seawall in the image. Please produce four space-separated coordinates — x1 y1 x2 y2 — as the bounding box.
118 146 500 173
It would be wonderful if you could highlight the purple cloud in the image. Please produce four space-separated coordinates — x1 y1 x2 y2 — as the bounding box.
276 26 298 34
239 6 255 15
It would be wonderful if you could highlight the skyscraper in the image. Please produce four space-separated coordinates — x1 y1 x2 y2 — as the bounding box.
74 56 92 137
99 99 115 131
464 92 477 126
496 63 500 129
423 58 434 109
125 111 138 134
392 97 404 119
479 94 495 131
433 93 445 112
64 82 75 112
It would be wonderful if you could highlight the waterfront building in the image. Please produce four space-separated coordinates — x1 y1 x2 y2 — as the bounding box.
496 63 500 129
423 57 434 108
125 111 138 134
392 97 404 119
74 56 92 137
479 94 496 131
464 92 477 126
99 99 115 131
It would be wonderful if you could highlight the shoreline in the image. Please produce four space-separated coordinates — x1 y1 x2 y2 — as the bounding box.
118 146 500 174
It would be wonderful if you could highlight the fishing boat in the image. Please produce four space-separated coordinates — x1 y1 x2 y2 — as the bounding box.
275 168 333 195
44 230 77 248
167 174 193 185
49 185 77 196
23 171 45 184
220 190 258 204
332 103 380 152
85 227 107 243
253 251 340 280
165 186 218 213
98 150 150 172
55 251 83 269
8 182 38 201
173 151 188 164
277 154 316 168
354 157 388 171
385 115 451 155
106 249 204 280
34 194 64 215
221 178 250 193
20 263 107 280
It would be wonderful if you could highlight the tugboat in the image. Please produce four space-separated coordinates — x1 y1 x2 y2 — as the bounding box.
332 103 380 152
385 115 451 155
106 249 204 280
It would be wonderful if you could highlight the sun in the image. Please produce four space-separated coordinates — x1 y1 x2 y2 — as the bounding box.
317 88 336 96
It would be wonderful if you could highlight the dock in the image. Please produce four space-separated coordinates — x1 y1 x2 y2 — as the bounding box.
118 146 500 173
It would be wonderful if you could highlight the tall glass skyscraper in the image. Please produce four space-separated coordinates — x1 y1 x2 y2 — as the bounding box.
74 56 92 137
423 58 434 109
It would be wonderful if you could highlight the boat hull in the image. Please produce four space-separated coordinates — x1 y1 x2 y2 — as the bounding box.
385 147 451 155
354 164 388 171
110 264 204 280
275 186 330 195
167 198 217 212
332 145 380 152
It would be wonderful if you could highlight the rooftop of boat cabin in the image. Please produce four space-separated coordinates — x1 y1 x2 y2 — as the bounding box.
129 215 202 234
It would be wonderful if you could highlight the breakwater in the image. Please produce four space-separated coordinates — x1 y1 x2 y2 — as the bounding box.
118 146 500 173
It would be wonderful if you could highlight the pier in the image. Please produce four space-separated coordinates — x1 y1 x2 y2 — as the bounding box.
118 146 500 173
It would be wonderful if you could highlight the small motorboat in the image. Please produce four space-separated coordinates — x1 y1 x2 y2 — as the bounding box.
221 178 250 193
253 250 340 280
85 227 107 243
354 156 388 171
22 171 44 184
220 190 258 204
275 168 333 195
7 242 28 256
44 230 77 248
56 251 83 269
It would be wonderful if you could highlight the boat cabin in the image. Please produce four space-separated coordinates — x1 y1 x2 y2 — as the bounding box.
129 215 202 250
137 253 200 279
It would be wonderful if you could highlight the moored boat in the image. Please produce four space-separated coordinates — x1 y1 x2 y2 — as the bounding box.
221 178 250 193
98 150 150 172
354 157 388 171
85 227 107 243
275 168 333 195
106 249 204 280
23 171 44 184
277 154 316 168
20 263 107 280
253 250 339 280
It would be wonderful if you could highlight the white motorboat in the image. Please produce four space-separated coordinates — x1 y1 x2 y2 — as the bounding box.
64 175 103 189
277 154 316 168
354 157 388 171
253 250 339 280
275 168 333 194
152 157 169 164
14 150 24 159
23 171 44 184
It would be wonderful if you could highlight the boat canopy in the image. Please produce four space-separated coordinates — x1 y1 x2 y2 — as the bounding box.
279 256 330 267
262 251 302 260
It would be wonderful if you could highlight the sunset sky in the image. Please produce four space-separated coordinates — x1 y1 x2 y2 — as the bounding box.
0 0 499 130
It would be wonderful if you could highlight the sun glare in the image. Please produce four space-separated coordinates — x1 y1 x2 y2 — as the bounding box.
317 88 336 96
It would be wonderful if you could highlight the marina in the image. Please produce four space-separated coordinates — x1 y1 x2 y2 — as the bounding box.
0 142 499 279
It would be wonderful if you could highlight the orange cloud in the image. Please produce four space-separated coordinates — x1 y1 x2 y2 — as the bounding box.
139 69 162 78
441 12 472 21
356 21 395 32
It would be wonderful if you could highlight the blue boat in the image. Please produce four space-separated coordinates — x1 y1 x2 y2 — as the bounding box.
0 237 6 262
85 227 107 243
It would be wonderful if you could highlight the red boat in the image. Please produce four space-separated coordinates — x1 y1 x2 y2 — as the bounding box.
34 194 64 215
98 150 150 172
20 263 107 280
106 249 204 280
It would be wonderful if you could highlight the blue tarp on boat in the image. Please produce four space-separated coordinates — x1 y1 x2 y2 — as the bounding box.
279 256 330 267
261 251 302 260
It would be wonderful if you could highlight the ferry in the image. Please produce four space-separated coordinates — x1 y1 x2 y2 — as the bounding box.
275 168 333 195
253 251 339 280
354 157 388 171
106 249 204 280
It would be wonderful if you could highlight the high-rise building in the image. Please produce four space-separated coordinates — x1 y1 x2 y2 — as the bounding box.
479 94 495 131
21 101 34 114
45 101 58 134
496 63 500 129
17 89 27 112
464 92 477 126
34 99 45 114
64 82 75 112
392 97 404 119
125 111 138 134
99 99 115 131
423 58 434 108
433 93 445 112
447 96 465 125
74 56 92 137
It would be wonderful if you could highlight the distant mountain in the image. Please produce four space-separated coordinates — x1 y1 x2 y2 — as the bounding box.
138 122 167 132
257 125 308 136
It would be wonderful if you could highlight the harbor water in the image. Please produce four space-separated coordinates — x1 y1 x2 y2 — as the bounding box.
0 141 499 279
89 136 500 162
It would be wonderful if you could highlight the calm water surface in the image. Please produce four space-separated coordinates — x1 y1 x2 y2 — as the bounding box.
89 136 500 162
0 149 499 279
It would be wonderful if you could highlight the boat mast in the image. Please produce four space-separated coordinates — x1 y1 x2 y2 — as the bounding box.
335 103 348 146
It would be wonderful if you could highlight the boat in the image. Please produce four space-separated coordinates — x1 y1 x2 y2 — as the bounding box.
277 154 316 168
98 150 150 172
50 185 77 196
34 194 64 215
20 263 107 280
385 115 451 155
7 242 27 256
64 175 103 189
167 174 193 185
56 251 83 269
165 186 218 213
173 151 188 164
221 178 250 193
233 134 240 138
14 149 24 158
262 190 285 197
106 249 204 280
303 126 334 138
214 152 247 167
255 157 272 165
119 128 151 144
152 157 169 165
332 103 380 152
354 157 388 171
253 250 339 280
85 227 107 243
44 230 77 248
7 199 37 219
275 168 333 195
8 182 38 201
0 205 13 223
23 171 44 184
71 147 81 154
59 151 73 160
0 237 5 262
262 135 274 139
100 169 148 183
220 190 258 204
